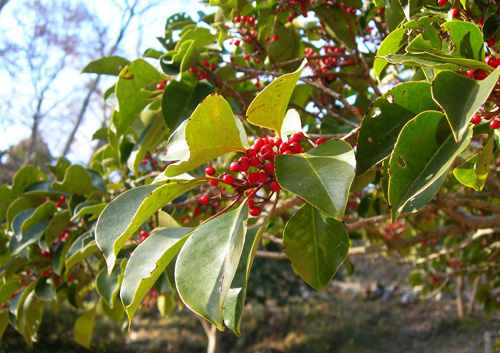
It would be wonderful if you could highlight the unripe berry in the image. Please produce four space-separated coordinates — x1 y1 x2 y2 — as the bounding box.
490 119 500 129
270 181 281 192
200 195 210 205
471 114 482 125
250 207 261 217
222 174 234 185
205 166 215 176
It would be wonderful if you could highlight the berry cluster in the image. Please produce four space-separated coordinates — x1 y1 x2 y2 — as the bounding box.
203 132 325 217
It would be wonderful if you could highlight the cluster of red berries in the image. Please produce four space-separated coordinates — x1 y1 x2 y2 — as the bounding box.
470 113 500 129
157 79 167 91
234 15 256 26
202 132 327 217
54 195 66 208
277 0 311 21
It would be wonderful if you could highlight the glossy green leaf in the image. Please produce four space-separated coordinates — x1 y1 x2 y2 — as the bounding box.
11 166 46 195
95 179 204 273
314 4 353 50
432 67 500 142
283 203 349 291
5 196 42 231
72 202 106 222
388 111 472 221
46 157 71 181
34 277 57 301
51 165 96 195
384 0 405 31
100 297 125 322
162 94 248 177
73 308 95 350
21 201 56 234
280 109 303 140
0 311 9 340
12 208 35 240
65 232 99 270
0 185 15 222
268 20 295 62
223 227 261 336
441 21 485 61
453 134 494 191
175 203 249 330
374 28 407 80
128 112 169 173
381 52 493 72
45 210 70 249
81 56 130 76
0 281 25 304
111 59 163 140
483 13 500 40
162 73 214 131
157 292 175 317
96 259 126 309
19 291 45 347
121 227 192 323
246 60 306 137
275 139 355 220
356 82 441 175
10 220 49 255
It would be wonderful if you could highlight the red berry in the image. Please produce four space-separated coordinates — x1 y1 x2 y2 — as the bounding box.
230 161 239 173
486 55 499 68
200 195 210 205
287 16 293 23
246 149 257 158
250 207 261 217
257 172 267 183
203 60 209 66
210 63 216 70
252 138 264 151
437 0 447 5
55 201 61 208
249 157 260 167
238 157 250 172
19 278 25 284
471 114 482 125
270 181 281 192
54 280 60 286
251 30 257 36
209 179 219 186
290 131 304 142
68 275 74 282
473 69 487 80
157 83 165 90
316 137 327 145
247 199 254 208
247 173 258 184
255 58 261 63
279 142 290 153
290 142 301 154
451 8 459 18
205 166 215 176
487 37 496 47
265 162 275 172
222 174 234 185
234 39 241 46
161 79 167 84
241 15 247 22
59 195 66 202
265 36 270 41
490 119 500 129
189 67 197 73
272 34 279 41
234 16 240 22
466 70 474 78
139 230 148 239
244 54 250 60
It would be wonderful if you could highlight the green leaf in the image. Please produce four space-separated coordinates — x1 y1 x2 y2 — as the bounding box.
162 94 248 177
175 203 249 330
34 277 57 301
0 185 15 222
275 139 356 220
388 111 472 221
95 179 204 273
0 281 25 304
21 201 56 234
111 59 163 140
47 157 71 181
246 60 307 137
128 112 169 173
280 109 303 139
19 291 45 347
96 259 126 309
45 210 70 249
11 166 46 194
72 202 106 222
81 56 130 76
441 21 485 61
374 28 408 81
314 4 354 50
453 134 494 191
73 308 95 350
157 292 175 317
51 165 97 195
483 13 500 40
431 67 500 142
10 220 49 255
381 52 493 72
357 82 441 175
268 19 296 62
121 227 192 323
283 203 349 291
65 232 99 270
223 227 261 336
0 311 9 340
162 73 214 131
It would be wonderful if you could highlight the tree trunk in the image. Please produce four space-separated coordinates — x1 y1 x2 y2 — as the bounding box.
456 275 465 320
